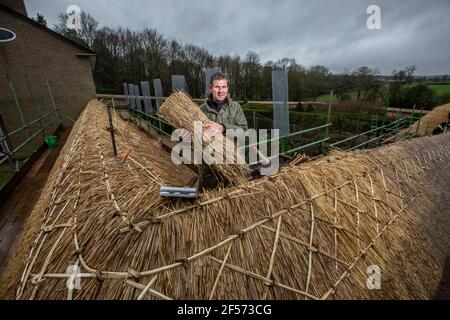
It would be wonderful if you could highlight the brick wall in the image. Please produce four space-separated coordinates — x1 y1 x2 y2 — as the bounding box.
0 8 96 154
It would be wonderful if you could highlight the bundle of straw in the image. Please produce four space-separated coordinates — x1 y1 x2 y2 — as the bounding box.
160 91 250 185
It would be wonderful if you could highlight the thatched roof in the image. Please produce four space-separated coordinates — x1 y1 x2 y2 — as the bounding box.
1 100 449 300
410 103 450 135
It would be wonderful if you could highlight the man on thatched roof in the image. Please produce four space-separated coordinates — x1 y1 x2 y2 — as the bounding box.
200 72 248 135
198 72 249 188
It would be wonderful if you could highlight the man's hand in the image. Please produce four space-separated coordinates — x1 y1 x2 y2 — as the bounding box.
203 121 225 136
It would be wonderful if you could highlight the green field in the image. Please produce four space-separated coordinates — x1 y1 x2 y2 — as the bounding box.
316 91 358 102
427 84 450 95
242 101 391 140
316 84 450 102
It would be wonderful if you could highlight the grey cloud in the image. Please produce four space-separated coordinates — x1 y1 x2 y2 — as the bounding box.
24 0 450 75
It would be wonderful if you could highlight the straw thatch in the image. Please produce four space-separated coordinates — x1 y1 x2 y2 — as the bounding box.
160 91 250 185
1 99 449 300
410 103 450 135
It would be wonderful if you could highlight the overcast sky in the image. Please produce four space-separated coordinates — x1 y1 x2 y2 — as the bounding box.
24 0 450 75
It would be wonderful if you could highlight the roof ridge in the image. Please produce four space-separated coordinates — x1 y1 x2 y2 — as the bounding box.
0 3 95 54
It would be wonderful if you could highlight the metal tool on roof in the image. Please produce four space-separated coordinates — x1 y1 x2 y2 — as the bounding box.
159 186 197 199
106 105 117 156
251 146 271 166
249 146 277 177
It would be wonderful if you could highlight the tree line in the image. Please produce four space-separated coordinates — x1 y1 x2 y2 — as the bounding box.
44 12 449 109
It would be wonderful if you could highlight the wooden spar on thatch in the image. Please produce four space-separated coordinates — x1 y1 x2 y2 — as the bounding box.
1 99 450 300
159 91 250 185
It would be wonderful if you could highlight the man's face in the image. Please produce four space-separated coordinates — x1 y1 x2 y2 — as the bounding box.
209 79 229 103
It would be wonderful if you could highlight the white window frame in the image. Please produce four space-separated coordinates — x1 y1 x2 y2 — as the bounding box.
0 27 17 43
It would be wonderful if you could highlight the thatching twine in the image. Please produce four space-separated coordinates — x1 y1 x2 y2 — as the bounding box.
160 91 250 185
410 103 450 135
1 100 449 300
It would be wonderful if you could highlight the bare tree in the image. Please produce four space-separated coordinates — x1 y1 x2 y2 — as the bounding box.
33 13 47 27
54 11 98 49
352 66 380 100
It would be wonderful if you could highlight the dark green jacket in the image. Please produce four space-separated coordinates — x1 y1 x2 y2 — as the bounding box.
200 95 248 131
